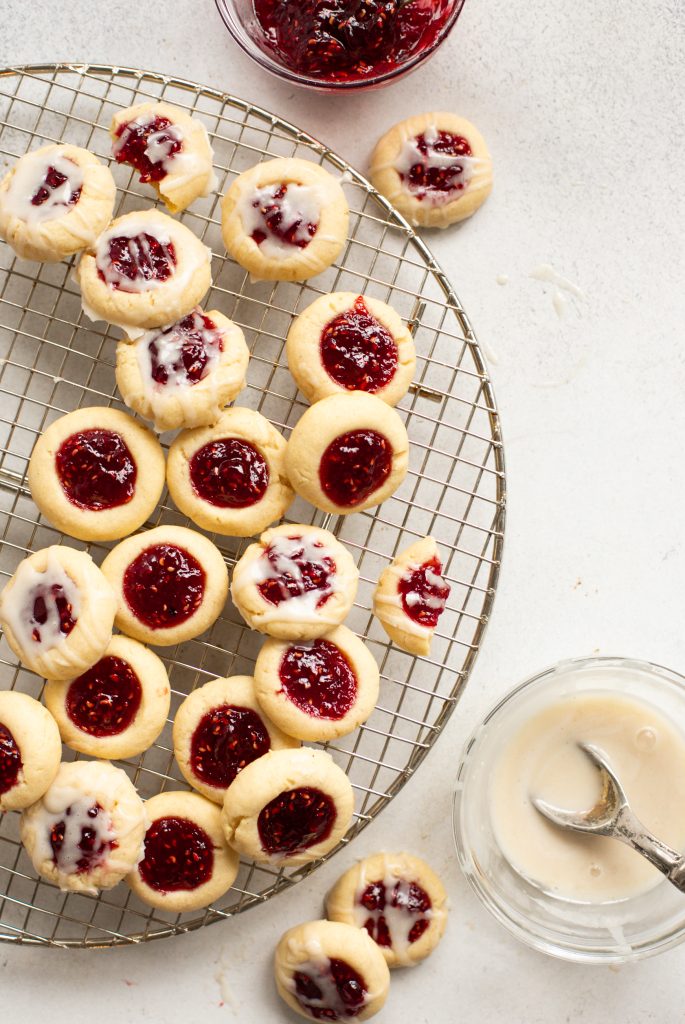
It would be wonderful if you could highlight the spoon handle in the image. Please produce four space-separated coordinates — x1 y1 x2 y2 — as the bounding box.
616 807 685 893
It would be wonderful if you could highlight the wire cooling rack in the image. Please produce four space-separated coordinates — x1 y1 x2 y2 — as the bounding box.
0 63 505 947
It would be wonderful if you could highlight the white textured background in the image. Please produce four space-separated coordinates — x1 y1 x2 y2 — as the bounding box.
1 0 684 1020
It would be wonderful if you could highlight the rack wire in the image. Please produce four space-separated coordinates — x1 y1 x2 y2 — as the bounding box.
0 63 505 947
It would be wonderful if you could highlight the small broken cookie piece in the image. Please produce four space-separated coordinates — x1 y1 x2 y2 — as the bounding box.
373 535 450 656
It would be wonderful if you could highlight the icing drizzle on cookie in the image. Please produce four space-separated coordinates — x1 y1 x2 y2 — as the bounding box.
394 125 481 204
247 534 340 623
4 149 83 224
239 183 320 258
1 550 81 656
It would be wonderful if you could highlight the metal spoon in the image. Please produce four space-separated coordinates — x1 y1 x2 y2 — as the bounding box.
532 741 685 893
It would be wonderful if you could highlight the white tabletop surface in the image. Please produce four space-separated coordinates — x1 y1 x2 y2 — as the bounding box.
1 0 684 1020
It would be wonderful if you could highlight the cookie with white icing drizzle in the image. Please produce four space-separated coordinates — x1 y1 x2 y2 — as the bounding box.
0 692 61 812
373 536 450 656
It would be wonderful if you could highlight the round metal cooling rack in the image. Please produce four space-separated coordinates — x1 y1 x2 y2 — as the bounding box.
0 62 505 947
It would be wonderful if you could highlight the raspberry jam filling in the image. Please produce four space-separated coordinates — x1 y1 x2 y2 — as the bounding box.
147 310 223 388
50 801 116 875
293 958 368 1022
98 233 176 290
190 704 271 788
189 439 269 509
139 816 214 892
31 164 81 208
113 115 182 183
359 878 432 947
249 184 318 249
398 129 473 200
398 557 450 628
257 536 336 610
29 584 77 644
320 296 398 394
258 786 336 855
279 640 357 720
319 430 392 507
252 0 459 83
0 724 22 795
66 656 142 738
122 543 206 630
55 429 137 511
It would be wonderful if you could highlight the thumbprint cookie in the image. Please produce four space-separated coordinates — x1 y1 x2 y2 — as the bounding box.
0 691 61 811
373 536 450 656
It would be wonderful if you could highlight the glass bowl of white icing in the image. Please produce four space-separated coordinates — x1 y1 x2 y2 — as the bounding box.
453 656 685 963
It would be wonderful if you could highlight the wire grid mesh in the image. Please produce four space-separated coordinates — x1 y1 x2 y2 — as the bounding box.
0 63 505 948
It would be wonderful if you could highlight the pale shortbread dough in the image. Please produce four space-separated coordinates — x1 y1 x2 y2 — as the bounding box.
0 691 61 811
373 536 449 656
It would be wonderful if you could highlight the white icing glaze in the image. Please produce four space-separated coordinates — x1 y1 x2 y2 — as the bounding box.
114 115 215 197
238 535 341 625
390 125 489 206
285 955 368 1023
352 868 433 966
375 559 448 638
135 308 223 400
95 215 177 293
1 549 81 656
238 183 321 259
4 150 84 225
30 785 116 876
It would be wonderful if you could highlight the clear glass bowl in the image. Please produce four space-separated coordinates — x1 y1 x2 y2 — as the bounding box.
453 656 685 963
214 0 466 92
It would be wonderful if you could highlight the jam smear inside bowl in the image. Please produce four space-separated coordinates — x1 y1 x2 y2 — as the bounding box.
55 429 137 511
320 296 398 393
190 704 271 788
190 439 269 509
139 816 214 892
0 724 22 795
319 429 392 508
66 656 142 738
293 957 368 1020
257 535 337 611
113 116 183 183
279 640 357 720
258 786 336 854
123 543 206 630
146 310 223 388
359 878 432 947
398 556 450 628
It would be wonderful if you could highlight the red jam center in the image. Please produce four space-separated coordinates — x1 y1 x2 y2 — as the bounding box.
257 538 336 610
405 131 473 196
360 878 432 947
114 116 182 183
251 184 317 249
122 543 206 630
30 584 77 643
319 430 392 508
102 234 176 288
55 429 137 511
320 296 398 394
31 164 81 208
293 958 367 1022
279 640 357 720
149 311 222 387
257 786 336 855
50 803 113 875
0 724 22 795
398 557 450 628
189 439 269 509
65 656 142 738
138 816 214 892
252 0 459 82
190 704 271 788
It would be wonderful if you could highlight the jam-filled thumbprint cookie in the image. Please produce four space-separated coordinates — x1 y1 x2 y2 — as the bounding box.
127 790 239 912
287 292 416 407
172 674 298 804
0 546 116 681
100 525 229 647
115 307 249 433
0 692 61 811
76 209 212 332
275 920 390 1023
0 143 115 262
254 625 379 742
286 392 409 515
373 536 450 656
326 852 448 968
111 101 216 213
44 635 171 760
231 524 359 640
221 157 349 282
20 760 146 895
370 112 493 229
167 407 294 537
221 747 354 866
28 406 166 542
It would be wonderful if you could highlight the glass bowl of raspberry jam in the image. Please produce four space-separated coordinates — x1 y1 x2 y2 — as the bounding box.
214 0 466 91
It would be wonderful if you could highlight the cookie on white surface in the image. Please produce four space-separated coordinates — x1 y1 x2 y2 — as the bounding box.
172 674 298 804
127 790 239 912
286 292 416 406
0 691 61 812
326 851 448 967
100 525 229 647
115 307 249 433
370 112 492 229
166 407 294 537
373 536 450 656
254 625 379 742
275 919 390 1022
221 157 348 281
28 406 166 542
111 101 215 213
221 747 354 866
230 524 359 641
285 392 409 514
20 760 146 895
44 635 170 760
0 546 116 681
0 143 115 262
76 209 212 331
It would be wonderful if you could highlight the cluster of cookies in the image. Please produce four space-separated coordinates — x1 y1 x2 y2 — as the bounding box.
0 101 457 922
